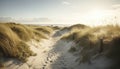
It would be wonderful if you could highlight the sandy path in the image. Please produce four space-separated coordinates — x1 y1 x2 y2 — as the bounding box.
42 40 78 69
3 31 78 69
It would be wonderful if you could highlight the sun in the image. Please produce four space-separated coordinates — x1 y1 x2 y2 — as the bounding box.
91 10 105 19
81 9 110 26
84 9 107 20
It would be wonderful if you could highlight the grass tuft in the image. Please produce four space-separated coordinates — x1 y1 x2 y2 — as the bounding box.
61 24 120 66
0 22 50 62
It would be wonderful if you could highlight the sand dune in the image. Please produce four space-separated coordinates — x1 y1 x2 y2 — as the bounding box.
1 28 112 69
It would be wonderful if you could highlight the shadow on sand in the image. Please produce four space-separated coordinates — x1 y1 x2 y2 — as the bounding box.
45 39 78 69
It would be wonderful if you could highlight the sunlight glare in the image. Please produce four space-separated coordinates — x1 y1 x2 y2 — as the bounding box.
84 9 107 20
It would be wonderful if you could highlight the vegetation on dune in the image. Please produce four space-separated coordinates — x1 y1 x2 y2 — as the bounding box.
0 24 20 57
16 41 36 62
69 24 89 30
0 22 120 68
53 27 70 37
34 26 53 35
61 24 120 68
59 24 89 32
32 30 47 41
10 24 34 41
28 25 61 37
53 24 89 37
51 26 61 30
0 22 51 63
0 23 37 62
0 24 35 62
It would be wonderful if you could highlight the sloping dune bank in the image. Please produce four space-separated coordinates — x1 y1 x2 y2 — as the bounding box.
0 23 120 69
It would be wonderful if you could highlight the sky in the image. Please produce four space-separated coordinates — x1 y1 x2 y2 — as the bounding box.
0 0 120 26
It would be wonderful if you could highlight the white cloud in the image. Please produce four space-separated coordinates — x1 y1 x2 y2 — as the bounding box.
0 17 52 23
18 18 52 22
0 17 15 22
62 1 71 5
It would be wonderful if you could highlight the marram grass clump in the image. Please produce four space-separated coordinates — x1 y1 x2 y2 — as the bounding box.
34 26 53 35
61 24 120 67
0 24 20 57
0 23 49 62
10 24 34 41
16 41 36 62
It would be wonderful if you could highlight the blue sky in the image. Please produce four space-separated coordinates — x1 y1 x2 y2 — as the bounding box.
0 0 120 25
